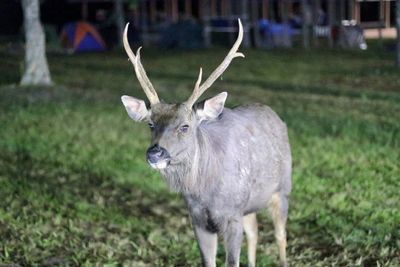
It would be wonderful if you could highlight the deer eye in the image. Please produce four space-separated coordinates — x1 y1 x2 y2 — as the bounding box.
148 122 155 129
179 124 189 133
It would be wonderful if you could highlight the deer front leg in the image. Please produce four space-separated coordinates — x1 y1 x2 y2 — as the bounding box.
224 217 244 267
193 225 218 267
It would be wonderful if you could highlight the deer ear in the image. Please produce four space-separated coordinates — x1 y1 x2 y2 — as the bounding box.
121 95 149 122
196 92 227 121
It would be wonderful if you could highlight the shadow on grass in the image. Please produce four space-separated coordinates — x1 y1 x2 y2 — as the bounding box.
0 147 185 221
0 148 190 265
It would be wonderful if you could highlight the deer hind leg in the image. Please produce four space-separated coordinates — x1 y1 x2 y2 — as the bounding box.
243 213 258 267
268 193 289 267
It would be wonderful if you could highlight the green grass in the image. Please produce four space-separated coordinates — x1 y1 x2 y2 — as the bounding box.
0 44 399 266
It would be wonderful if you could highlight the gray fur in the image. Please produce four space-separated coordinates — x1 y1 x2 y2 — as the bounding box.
122 95 292 267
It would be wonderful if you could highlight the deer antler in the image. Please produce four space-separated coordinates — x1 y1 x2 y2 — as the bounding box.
185 19 245 109
123 23 160 105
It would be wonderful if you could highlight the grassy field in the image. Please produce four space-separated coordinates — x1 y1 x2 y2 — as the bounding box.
0 44 399 266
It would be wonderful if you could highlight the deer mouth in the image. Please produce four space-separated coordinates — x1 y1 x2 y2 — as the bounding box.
146 144 171 170
148 157 171 170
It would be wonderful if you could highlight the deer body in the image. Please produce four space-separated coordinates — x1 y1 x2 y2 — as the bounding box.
182 104 291 267
120 20 291 267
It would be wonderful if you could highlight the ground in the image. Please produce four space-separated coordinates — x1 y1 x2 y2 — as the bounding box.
0 44 399 266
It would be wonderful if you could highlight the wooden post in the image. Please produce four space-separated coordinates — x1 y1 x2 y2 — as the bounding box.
288 0 293 17
221 0 227 16
340 0 345 23
380 0 385 23
211 0 217 17
301 0 311 48
171 0 178 22
185 0 192 17
355 0 360 23
226 0 234 44
241 0 250 48
281 0 290 47
203 0 211 47
82 0 88 20
379 0 384 41
262 0 269 19
312 0 320 47
252 0 261 48
165 0 170 21
141 0 149 45
328 0 335 47
385 0 391 28
396 0 400 67
149 0 156 24
114 0 125 47
198 0 202 19
348 0 354 20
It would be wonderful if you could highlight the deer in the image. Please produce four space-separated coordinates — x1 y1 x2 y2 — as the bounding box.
120 19 292 267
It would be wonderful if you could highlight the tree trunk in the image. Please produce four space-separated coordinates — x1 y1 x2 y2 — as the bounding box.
396 0 400 67
114 0 125 47
21 0 52 86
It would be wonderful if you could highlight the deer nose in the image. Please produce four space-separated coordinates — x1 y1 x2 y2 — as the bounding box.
146 144 170 164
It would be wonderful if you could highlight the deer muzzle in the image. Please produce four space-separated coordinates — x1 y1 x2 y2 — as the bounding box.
146 144 171 169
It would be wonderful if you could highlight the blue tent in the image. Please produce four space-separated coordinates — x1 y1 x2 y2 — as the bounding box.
60 22 106 53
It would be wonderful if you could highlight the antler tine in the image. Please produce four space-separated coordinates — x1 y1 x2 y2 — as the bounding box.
194 68 203 94
123 23 159 105
186 19 245 108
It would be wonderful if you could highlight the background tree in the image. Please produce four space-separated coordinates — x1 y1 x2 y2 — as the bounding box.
20 0 52 86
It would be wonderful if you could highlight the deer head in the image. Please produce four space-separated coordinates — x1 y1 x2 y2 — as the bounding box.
121 19 244 170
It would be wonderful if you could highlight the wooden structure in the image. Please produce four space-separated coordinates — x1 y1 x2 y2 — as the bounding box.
136 0 294 48
141 0 396 47
353 0 396 39
68 0 398 48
